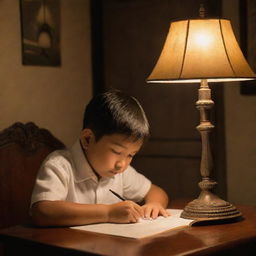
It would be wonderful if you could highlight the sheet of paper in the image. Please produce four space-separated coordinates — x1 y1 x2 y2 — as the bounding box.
70 209 194 239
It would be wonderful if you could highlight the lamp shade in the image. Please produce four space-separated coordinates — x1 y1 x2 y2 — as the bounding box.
147 19 256 83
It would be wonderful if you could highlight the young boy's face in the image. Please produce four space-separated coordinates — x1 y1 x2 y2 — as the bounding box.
81 130 143 178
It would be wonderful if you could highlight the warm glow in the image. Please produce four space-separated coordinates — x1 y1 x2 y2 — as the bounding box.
195 32 212 47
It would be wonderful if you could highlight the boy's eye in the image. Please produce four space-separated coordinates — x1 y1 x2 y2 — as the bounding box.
128 154 135 158
111 149 121 155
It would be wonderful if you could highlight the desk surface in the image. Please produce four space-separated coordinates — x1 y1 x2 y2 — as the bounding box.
1 201 256 256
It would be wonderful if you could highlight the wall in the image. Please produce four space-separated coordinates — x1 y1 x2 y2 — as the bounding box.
223 0 256 205
0 0 92 147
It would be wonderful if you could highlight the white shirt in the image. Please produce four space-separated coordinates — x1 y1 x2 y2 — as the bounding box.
31 140 151 206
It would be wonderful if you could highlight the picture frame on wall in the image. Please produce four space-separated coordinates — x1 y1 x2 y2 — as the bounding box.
240 0 256 95
20 0 61 66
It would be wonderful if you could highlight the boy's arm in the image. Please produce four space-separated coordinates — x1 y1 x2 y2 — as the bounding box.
142 184 170 219
31 200 143 226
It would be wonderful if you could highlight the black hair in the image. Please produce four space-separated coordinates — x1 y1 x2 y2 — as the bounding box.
83 90 150 141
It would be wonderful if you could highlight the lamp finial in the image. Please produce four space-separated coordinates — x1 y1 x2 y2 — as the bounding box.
199 4 206 18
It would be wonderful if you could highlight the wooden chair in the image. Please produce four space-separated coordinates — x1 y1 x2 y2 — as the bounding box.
0 122 65 229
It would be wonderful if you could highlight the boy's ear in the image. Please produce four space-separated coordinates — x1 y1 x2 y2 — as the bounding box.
80 128 95 149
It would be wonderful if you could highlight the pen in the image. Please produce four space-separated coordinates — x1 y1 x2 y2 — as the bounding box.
109 189 126 201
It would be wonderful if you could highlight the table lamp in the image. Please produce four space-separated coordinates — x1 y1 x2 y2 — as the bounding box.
147 8 256 220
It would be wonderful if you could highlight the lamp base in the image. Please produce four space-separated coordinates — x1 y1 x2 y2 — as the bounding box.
181 192 242 221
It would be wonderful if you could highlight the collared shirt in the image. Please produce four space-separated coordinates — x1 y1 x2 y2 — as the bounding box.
31 140 151 206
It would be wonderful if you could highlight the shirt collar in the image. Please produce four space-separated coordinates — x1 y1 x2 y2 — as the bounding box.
70 139 98 183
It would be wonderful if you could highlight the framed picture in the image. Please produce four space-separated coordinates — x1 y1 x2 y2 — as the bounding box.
240 0 256 95
20 0 61 66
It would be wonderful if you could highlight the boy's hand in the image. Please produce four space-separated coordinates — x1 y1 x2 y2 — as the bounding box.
142 202 170 219
107 201 143 223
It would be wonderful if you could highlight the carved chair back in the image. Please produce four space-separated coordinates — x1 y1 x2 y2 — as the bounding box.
0 122 65 229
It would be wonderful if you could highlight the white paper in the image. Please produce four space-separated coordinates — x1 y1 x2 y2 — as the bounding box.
70 209 194 239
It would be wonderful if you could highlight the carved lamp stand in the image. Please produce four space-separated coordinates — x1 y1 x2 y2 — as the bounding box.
180 79 240 220
147 13 256 220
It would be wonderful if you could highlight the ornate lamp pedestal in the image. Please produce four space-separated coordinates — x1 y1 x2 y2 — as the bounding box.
181 79 241 221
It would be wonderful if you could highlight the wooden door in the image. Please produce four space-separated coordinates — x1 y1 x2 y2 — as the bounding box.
90 0 226 200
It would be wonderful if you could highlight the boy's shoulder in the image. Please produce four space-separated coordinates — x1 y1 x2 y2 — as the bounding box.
42 148 72 168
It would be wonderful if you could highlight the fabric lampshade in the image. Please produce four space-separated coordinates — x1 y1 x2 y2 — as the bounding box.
147 19 256 83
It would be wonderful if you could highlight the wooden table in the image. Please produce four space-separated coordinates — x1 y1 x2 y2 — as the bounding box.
1 201 256 256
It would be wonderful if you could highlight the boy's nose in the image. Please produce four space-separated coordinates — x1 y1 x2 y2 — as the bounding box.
115 160 125 171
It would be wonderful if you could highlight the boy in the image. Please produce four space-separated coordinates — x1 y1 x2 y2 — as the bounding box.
31 90 169 226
